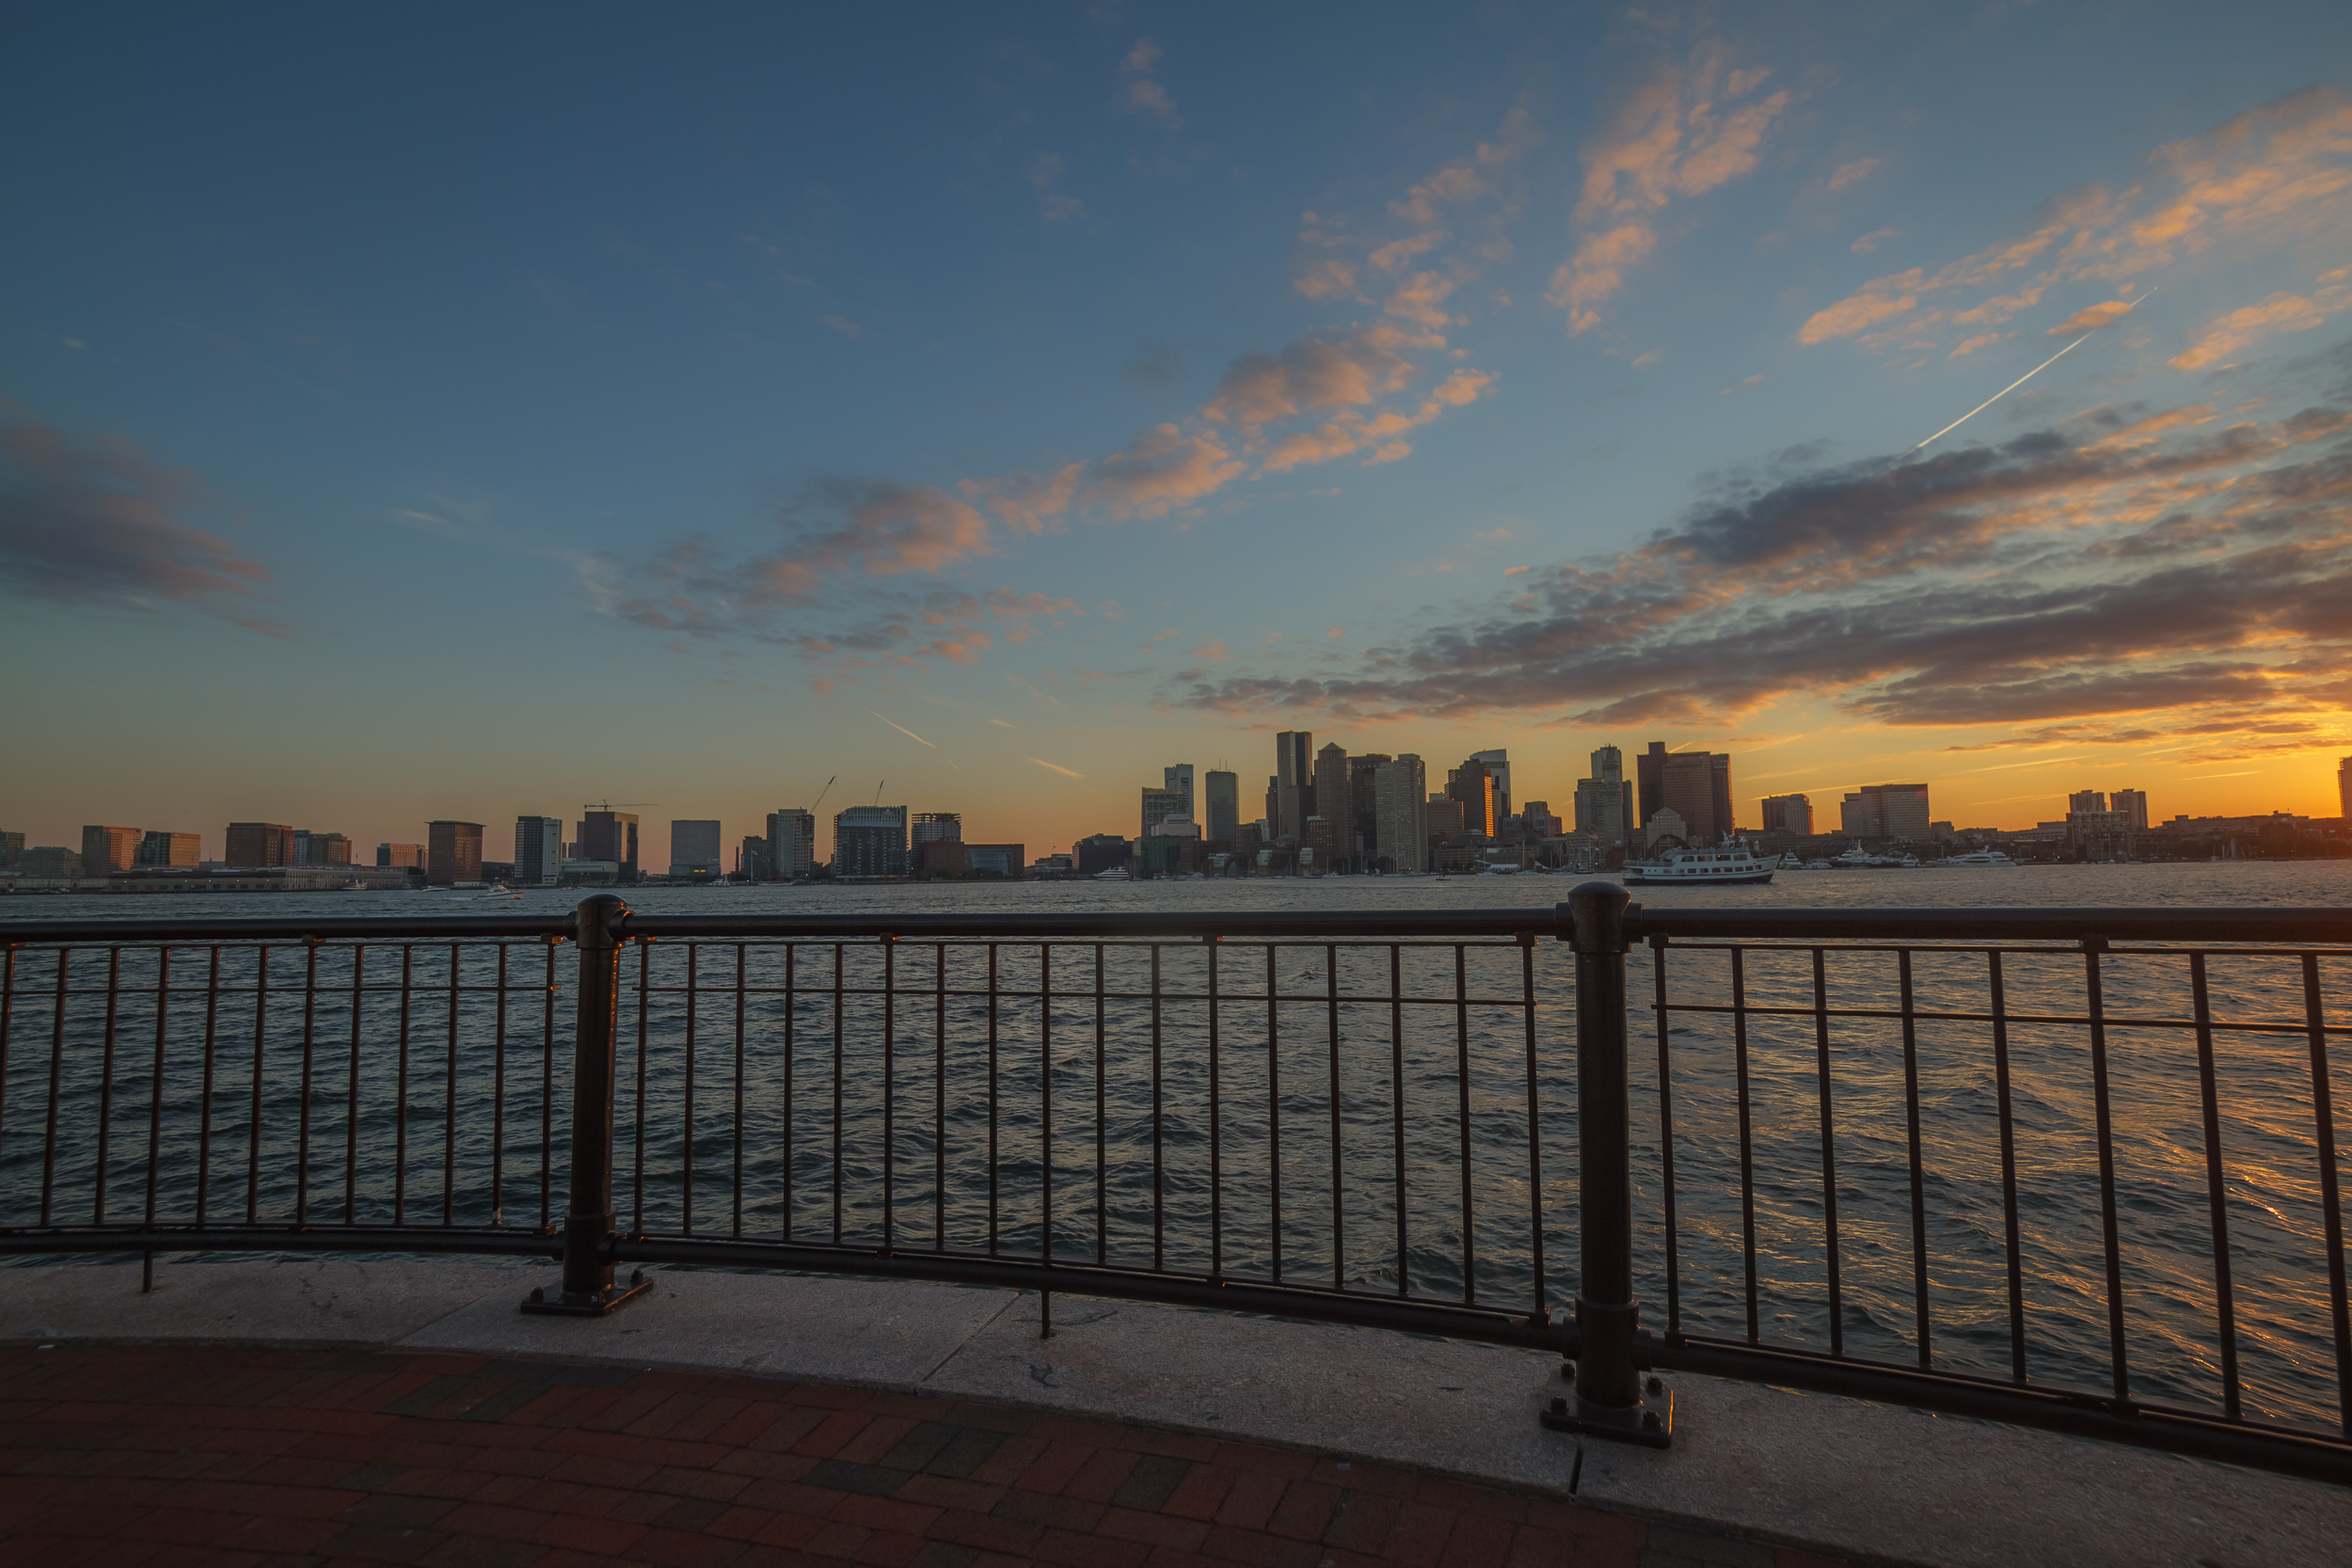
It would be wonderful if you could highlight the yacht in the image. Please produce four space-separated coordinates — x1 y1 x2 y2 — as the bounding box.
1938 848 2017 867
1622 839 1779 886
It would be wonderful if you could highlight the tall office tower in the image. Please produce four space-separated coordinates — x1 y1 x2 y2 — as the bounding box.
1843 784 1931 840
1637 741 1668 828
2342 758 2351 820
1373 755 1428 872
2068 790 2107 815
135 831 201 867
1203 770 1240 843
670 819 723 877
1425 795 1466 840
515 816 564 884
1710 754 1734 837
294 832 351 865
1574 745 1634 847
1446 758 1499 836
833 805 909 878
80 826 140 875
1469 749 1511 821
1264 775 1280 832
1312 742 1351 866
227 822 294 867
1839 793 1880 836
1760 795 1814 835
1163 765 1195 816
0 831 23 869
378 843 424 868
1521 801 1561 837
913 812 963 845
1140 786 1187 837
1348 754 1391 857
292 829 314 865
767 809 817 879
1661 752 1724 843
2110 789 2150 832
578 810 639 878
1275 731 1314 840
427 821 484 886
739 836 769 879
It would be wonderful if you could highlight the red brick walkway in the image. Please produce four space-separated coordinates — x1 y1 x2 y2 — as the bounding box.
0 1346 1851 1568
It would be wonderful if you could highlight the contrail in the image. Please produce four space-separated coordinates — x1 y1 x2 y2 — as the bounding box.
866 709 935 748
1906 290 2154 455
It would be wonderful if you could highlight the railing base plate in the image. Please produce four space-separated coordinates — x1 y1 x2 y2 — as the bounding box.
520 1275 652 1318
1540 1369 1673 1449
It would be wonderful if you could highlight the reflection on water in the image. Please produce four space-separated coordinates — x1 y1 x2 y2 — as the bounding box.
2 861 2345 1436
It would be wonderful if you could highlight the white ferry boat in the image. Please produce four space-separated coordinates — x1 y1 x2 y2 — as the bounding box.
1937 848 2016 867
1622 840 1779 886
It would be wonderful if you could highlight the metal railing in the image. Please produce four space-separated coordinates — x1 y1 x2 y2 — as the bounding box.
1 889 2346 1484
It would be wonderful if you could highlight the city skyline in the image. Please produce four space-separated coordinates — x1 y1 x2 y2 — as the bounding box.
6 4 2350 849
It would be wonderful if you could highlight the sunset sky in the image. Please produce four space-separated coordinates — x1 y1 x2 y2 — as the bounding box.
6 1 2351 860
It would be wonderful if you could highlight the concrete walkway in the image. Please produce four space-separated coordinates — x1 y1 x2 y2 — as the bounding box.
2 1259 2345 1568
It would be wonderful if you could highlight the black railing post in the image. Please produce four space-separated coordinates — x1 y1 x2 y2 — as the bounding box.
522 894 649 1317
1542 880 1672 1446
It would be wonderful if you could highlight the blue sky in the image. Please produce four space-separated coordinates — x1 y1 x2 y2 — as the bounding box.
6 1 2351 860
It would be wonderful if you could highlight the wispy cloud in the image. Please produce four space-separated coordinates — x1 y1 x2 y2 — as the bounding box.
867 709 936 748
1115 36 1179 126
2171 272 2352 370
0 409 284 635
1027 152 1086 224
1028 756 1086 778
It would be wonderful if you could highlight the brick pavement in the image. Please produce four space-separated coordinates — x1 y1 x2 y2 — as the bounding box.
0 1345 1859 1568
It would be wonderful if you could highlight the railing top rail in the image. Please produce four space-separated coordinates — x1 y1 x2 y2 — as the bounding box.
1628 905 2352 943
1 898 2346 947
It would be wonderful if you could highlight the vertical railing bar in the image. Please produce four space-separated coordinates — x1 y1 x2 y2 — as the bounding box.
1207 941 1224 1281
294 942 319 1227
684 942 700 1234
196 946 221 1227
1733 946 1758 1344
95 947 123 1227
0 943 13 1206
1329 941 1345 1292
490 944 507 1227
1813 946 1843 1358
2300 953 2350 1439
2084 940 2126 1398
1455 943 1475 1307
1898 949 1930 1369
833 942 847 1245
437 942 457 1226
391 946 409 1227
1650 936 1677 1330
785 942 798 1242
347 946 367 1225
1093 943 1106 1266
883 938 897 1251
1151 942 1165 1273
734 942 748 1239
632 939 650 1234
2190 952 2241 1419
1263 941 1278 1284
1990 949 2025 1382
1520 934 1547 1323
1041 942 1054 1269
986 942 999 1256
933 942 945 1253
1391 943 1406 1299
142 945 171 1241
540 938 557 1230
40 948 68 1227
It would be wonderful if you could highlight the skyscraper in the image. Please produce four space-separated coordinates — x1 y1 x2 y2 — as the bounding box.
427 821 484 886
833 805 908 878
1348 753 1391 859
1468 749 1511 820
516 816 563 884
1661 752 1721 842
1759 795 1813 835
1140 786 1186 838
378 842 424 868
2110 789 2149 832
2341 757 2351 820
1574 746 1634 847
227 822 294 867
136 831 201 867
913 812 962 844
2068 790 2107 815
767 809 817 879
1637 742 1667 829
80 826 139 876
578 810 639 878
1275 731 1313 840
1312 742 1351 867
670 819 723 877
1373 754 1427 872
1843 784 1931 840
1446 757 1499 836
1163 765 1195 817
1203 770 1239 844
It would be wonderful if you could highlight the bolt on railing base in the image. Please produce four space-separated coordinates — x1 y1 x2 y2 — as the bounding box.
520 1269 652 1318
1539 1362 1674 1448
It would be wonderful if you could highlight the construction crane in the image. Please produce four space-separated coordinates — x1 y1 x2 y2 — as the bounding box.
873 779 885 805
810 776 836 813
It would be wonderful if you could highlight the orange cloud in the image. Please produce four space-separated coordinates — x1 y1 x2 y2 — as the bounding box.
2171 279 2352 369
2048 299 2138 335
1827 158 1881 193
